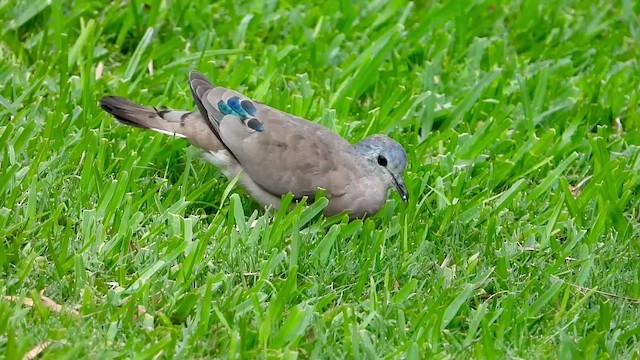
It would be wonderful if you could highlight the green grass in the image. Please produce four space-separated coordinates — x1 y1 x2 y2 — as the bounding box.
1 0 640 358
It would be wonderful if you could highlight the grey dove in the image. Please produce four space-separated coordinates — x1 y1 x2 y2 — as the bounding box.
99 71 408 218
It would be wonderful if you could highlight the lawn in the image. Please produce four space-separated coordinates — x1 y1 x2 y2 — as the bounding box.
1 0 640 358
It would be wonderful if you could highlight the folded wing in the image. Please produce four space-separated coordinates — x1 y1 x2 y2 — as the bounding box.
188 71 359 199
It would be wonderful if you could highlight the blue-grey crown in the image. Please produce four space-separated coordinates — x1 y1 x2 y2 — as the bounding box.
354 135 407 172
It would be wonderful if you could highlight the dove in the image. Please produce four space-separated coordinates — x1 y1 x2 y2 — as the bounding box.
99 71 408 218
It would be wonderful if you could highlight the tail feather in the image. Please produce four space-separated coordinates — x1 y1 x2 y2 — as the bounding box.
100 96 188 135
99 96 223 151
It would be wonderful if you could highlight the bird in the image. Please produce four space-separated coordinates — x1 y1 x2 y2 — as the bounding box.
99 71 408 218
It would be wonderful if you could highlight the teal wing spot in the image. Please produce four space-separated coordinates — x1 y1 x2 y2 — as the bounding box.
227 97 248 117
217 97 263 132
217 100 234 116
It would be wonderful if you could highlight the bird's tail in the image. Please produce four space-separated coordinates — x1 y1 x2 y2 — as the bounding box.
99 96 194 138
99 96 224 151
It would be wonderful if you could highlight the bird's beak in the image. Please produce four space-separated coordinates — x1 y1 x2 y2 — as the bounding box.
391 174 409 202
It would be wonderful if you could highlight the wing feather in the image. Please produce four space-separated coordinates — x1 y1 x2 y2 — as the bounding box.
189 71 364 199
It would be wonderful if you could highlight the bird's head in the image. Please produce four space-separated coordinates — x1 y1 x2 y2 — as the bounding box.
353 135 408 201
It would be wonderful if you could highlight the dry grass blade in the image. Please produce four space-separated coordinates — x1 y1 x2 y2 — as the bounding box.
566 282 640 304
22 340 53 360
569 175 592 197
4 292 79 315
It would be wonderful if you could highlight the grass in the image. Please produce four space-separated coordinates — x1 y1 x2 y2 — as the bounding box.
1 0 640 358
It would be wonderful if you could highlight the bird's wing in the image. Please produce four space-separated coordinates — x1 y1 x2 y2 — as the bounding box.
188 71 364 199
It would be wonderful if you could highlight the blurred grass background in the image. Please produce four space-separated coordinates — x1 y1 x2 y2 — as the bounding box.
1 0 639 358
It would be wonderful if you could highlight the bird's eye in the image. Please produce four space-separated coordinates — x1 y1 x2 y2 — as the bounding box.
377 155 388 166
